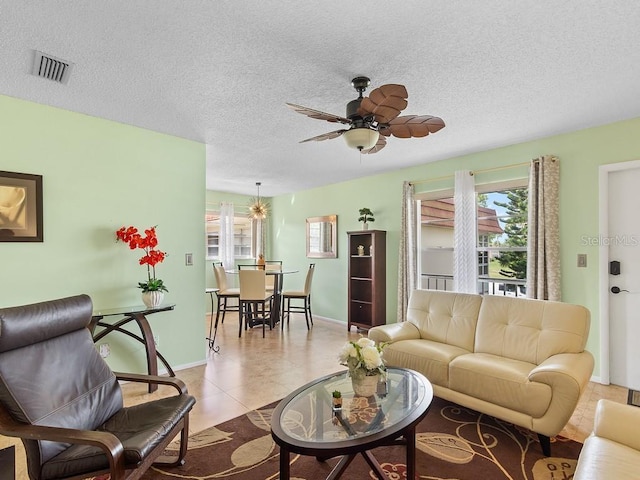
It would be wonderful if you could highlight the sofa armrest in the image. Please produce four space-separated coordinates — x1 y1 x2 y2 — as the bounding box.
527 351 594 436
592 399 640 451
368 321 420 344
528 351 594 390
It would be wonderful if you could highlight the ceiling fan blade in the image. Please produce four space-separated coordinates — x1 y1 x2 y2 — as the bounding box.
286 103 351 124
299 129 348 143
382 115 446 138
361 134 387 154
357 84 408 123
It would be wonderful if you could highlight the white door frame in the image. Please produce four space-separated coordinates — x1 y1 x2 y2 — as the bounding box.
598 159 640 385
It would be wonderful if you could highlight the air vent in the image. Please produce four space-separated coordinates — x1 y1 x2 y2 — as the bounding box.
31 50 74 85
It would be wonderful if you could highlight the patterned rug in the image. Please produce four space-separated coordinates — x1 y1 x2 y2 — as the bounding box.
133 396 581 480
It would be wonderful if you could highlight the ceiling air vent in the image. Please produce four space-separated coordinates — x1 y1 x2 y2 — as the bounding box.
31 50 74 85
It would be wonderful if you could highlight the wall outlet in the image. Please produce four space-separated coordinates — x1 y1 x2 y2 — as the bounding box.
99 343 110 358
153 335 159 347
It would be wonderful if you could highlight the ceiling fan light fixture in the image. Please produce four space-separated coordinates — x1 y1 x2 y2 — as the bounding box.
343 128 379 151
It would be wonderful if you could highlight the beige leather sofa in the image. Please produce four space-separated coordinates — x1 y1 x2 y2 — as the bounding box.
368 289 594 455
574 399 640 479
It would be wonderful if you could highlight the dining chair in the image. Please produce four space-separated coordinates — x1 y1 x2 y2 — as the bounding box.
237 260 282 269
212 263 240 324
264 262 282 292
237 262 281 291
239 269 274 338
281 263 315 330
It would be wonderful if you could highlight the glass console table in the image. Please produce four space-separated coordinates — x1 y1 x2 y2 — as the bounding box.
90 304 176 393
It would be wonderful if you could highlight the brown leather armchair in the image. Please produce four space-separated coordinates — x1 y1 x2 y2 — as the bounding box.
0 294 196 480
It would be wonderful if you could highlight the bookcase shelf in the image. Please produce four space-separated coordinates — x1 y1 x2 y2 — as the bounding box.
347 230 386 331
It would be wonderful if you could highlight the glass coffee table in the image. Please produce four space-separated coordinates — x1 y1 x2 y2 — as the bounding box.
271 367 433 480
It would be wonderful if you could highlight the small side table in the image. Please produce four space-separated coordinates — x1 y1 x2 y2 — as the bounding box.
206 288 220 352
90 304 176 393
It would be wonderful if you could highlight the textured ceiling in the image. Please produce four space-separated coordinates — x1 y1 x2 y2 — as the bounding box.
2 1 640 196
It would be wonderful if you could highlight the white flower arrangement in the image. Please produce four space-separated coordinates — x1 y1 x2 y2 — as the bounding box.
338 337 387 381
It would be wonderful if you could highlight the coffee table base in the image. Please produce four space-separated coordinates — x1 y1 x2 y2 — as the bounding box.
280 428 416 480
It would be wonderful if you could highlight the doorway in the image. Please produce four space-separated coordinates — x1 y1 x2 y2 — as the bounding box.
599 159 640 390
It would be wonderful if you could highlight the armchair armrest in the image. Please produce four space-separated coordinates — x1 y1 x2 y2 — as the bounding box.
368 321 421 344
593 399 640 451
114 372 189 395
0 407 126 479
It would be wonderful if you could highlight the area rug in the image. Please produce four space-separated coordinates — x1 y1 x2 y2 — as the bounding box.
136 396 581 480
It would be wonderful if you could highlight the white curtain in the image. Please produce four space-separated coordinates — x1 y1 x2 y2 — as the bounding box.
397 181 417 322
219 202 235 270
255 218 263 257
453 170 477 293
526 155 561 300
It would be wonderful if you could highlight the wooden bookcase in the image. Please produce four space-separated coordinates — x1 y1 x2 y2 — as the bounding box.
347 230 386 331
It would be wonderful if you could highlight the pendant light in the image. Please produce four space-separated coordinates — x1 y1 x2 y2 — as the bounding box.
248 182 268 219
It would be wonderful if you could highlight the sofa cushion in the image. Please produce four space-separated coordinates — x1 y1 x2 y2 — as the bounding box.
449 353 552 418
407 290 482 352
475 295 590 365
384 339 470 387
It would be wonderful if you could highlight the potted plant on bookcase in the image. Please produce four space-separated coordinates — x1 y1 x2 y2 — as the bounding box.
358 207 375 230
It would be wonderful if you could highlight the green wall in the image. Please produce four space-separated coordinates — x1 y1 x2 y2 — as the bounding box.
269 117 640 378
0 94 206 373
12 82 632 380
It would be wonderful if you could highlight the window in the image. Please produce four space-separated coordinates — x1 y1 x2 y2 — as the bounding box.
476 186 528 297
205 212 254 260
418 180 528 296
420 196 455 291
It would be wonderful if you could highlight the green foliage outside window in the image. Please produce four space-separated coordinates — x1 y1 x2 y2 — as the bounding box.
494 188 528 279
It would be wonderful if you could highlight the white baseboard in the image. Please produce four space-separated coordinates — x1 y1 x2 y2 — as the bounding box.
590 375 603 385
157 358 207 376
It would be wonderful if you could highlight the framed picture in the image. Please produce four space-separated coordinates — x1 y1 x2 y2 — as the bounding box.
0 171 43 242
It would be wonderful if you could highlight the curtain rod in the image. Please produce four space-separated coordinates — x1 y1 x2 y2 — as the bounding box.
409 157 556 186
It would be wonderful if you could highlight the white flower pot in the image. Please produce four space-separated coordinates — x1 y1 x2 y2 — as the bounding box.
362 222 369 230
142 291 164 309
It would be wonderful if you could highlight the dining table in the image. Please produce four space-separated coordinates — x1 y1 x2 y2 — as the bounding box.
227 267 298 328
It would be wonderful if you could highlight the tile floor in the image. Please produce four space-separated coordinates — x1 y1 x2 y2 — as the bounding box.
0 313 630 478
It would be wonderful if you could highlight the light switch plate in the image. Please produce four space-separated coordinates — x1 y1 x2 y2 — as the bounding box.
577 254 587 268
185 253 193 266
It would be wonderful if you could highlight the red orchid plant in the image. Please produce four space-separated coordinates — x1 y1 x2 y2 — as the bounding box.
115 226 168 292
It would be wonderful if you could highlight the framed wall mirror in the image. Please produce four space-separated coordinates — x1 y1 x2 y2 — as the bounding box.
306 215 337 258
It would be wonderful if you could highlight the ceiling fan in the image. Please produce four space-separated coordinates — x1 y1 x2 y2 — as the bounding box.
286 76 445 154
